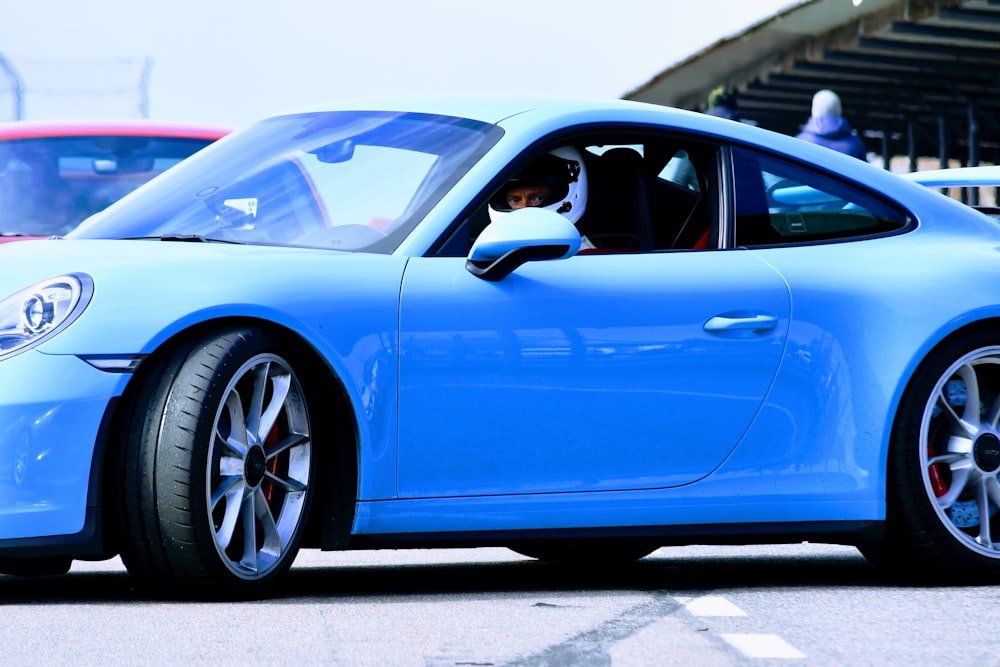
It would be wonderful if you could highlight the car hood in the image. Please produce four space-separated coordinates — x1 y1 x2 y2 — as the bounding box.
0 238 409 357
0 237 354 282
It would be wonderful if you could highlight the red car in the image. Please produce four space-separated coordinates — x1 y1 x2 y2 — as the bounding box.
0 120 230 242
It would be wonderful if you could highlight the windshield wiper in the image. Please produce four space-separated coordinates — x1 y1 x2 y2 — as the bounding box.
126 235 244 244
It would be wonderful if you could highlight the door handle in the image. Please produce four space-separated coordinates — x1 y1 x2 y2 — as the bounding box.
703 314 777 334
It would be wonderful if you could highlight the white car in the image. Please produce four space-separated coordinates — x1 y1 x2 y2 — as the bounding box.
903 166 1000 217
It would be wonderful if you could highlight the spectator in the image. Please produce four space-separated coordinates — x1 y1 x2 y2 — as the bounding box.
704 86 741 121
795 89 867 160
663 87 742 190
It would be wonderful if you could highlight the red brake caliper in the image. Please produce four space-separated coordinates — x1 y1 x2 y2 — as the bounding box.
928 443 948 497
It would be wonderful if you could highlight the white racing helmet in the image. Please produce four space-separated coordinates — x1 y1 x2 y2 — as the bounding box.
488 146 587 225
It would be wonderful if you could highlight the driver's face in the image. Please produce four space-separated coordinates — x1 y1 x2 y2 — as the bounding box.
504 184 553 210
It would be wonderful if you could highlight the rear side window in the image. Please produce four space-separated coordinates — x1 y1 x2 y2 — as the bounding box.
732 147 908 247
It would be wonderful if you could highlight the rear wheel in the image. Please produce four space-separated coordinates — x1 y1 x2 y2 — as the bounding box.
120 327 315 598
878 330 1000 581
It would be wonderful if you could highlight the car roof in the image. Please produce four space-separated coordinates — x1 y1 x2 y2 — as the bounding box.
278 95 845 163
283 95 822 156
281 95 685 125
0 119 231 141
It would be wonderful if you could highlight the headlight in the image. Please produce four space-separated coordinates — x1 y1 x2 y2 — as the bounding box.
0 273 93 360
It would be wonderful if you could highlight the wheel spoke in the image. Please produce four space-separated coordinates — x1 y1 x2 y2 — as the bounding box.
218 390 249 456
214 481 247 551
246 363 270 446
980 477 1000 552
258 371 291 445
955 364 981 432
934 364 981 441
264 432 308 460
929 450 969 467
936 399 977 440
264 469 307 493
254 486 282 555
986 393 1000 429
210 469 243 507
246 363 292 447
974 478 995 549
231 487 285 573
239 490 260 572
217 453 244 478
936 465 972 510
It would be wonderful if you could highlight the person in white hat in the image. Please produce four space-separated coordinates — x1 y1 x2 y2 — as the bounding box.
795 89 867 160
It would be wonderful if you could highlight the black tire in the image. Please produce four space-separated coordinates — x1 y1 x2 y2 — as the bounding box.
877 328 1000 582
508 541 657 564
119 327 316 599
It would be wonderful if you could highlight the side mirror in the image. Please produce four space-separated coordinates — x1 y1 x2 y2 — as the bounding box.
466 208 581 281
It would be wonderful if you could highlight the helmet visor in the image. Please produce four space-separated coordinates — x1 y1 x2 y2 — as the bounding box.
488 153 577 212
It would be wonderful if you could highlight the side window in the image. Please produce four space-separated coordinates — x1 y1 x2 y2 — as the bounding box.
433 135 722 257
732 146 908 247
647 145 715 250
577 141 717 251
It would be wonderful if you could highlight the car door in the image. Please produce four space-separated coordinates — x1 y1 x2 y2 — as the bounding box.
396 248 790 498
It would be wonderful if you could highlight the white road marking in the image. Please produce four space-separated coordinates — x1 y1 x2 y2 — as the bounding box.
675 595 747 617
676 596 806 659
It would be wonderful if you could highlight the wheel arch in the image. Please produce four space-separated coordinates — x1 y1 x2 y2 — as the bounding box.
859 318 1000 580
100 315 360 557
883 317 1000 495
892 318 1000 421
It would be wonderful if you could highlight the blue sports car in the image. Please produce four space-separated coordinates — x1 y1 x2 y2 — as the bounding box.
1 97 998 598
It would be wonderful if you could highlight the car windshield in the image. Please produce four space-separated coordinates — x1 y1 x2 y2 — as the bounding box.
69 111 504 254
0 134 217 238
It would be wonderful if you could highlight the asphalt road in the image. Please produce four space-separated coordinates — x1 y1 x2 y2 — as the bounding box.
0 544 994 665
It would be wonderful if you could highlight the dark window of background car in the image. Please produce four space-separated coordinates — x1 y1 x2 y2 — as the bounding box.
731 146 908 248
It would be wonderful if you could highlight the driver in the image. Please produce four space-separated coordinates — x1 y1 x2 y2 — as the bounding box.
488 147 594 250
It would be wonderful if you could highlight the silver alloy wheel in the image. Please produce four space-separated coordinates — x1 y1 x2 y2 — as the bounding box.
921 345 1000 559
208 352 311 579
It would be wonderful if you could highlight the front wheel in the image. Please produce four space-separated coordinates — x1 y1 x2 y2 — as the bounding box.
879 329 1000 582
120 327 315 598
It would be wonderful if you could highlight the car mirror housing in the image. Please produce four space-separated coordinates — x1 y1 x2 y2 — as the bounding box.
465 208 581 281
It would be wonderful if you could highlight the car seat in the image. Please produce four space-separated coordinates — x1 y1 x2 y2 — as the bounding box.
575 148 654 252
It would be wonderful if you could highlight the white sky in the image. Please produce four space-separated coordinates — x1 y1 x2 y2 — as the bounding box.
0 0 798 128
